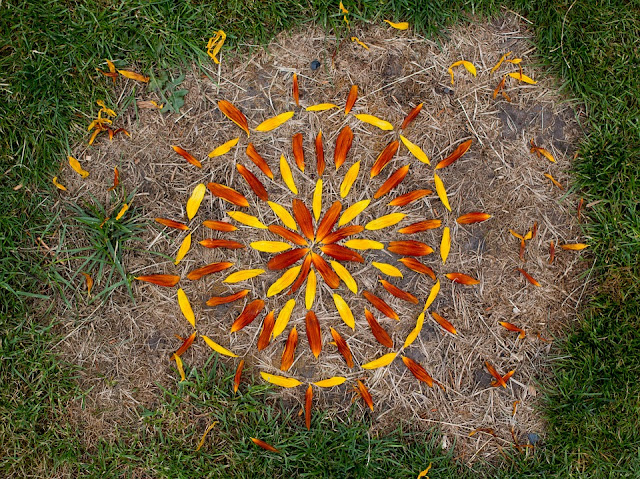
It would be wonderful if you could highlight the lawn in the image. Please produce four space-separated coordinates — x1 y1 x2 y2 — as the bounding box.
1 0 638 477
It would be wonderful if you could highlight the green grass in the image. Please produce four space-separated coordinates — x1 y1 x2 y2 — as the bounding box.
1 0 638 477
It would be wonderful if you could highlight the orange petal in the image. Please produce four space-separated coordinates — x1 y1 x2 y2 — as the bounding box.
292 73 299 106
388 189 432 207
280 326 298 371
305 311 322 358
362 291 399 320
187 262 234 281
311 252 341 288
379 279 419 304
288 254 312 295
397 219 442 234
292 199 315 241
485 361 507 388
267 248 309 271
233 359 245 393
199 239 245 249
431 311 457 335
245 143 274 179
171 145 202 168
202 220 237 232
370 140 399 178
529 139 555 163
268 224 308 246
315 131 325 175
292 133 305 172
364 309 393 348
456 212 491 224
155 218 189 230
320 244 364 263
230 299 265 333
402 357 434 387
493 76 506 99
398 257 436 280
80 272 93 296
117 69 149 82
330 327 354 368
218 100 250 136
135 274 180 287
320 225 364 244
356 380 374 411
171 331 197 359
305 385 313 430
316 201 342 241
257 311 275 350
373 164 410 199
334 125 354 170
544 173 563 189
207 182 249 207
251 437 279 453
435 139 472 170
445 272 479 285
344 85 358 115
516 268 541 287
388 241 434 256
107 166 119 191
499 321 526 339
205 289 249 307
236 164 269 201
549 241 555 264
401 103 423 129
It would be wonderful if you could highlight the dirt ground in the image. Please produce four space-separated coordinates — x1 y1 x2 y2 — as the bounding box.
53 12 591 462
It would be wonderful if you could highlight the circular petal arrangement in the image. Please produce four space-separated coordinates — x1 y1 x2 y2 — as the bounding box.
136 78 494 424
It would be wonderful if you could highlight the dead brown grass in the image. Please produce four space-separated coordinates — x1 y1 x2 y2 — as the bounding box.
54 13 591 461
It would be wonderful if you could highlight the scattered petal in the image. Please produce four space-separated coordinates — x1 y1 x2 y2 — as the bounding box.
171 332 197 359
306 103 338 112
560 243 589 251
423 280 441 311
223 269 265 283
402 312 424 348
199 239 245 249
402 356 434 387
186 183 206 220
399 135 429 164
330 327 354 368
188 262 234 281
305 385 313 430
356 380 374 411
115 203 129 221
233 360 244 393
333 293 355 329
370 140 400 177
485 361 507 388
351 36 369 49
257 311 275 351
549 241 556 264
440 227 451 265
508 71 537 84
417 463 433 479
516 268 541 287
399 258 436 280
174 355 186 382
354 113 394 131
305 311 322 358
280 155 298 194
380 279 418 304
345 85 358 115
457 212 491 224
255 111 295 132
340 161 361 198
312 179 323 220
227 211 267 229
344 239 384 250
135 274 180 287
338 199 370 226
499 321 526 339
107 166 119 191
388 240 433 256
206 289 249 307
292 73 299 106
434 173 451 211
362 352 396 369
384 20 409 30
448 60 477 85
313 376 347 388
490 51 512 74
196 420 218 451
208 137 239 158
207 182 249 207
156 217 189 230
218 100 250 136
365 309 393 348
273 299 296 338
280 326 298 371
68 156 89 178
177 288 195 328
371 262 403 278
251 240 291 253
201 335 238 357
315 131 325 175
445 272 479 285
202 220 236 232
246 143 274 179
398 219 441 234
206 30 226 64
237 164 269 201
389 189 432 207
260 372 301 388
230 299 265 333
401 103 423 130
435 139 472 170
334 125 354 170
366 212 406 230
530 139 555 162
171 145 202 168
292 132 305 172
52 177 67 191
117 69 149 82
251 437 280 453
374 164 410 199
363 291 399 320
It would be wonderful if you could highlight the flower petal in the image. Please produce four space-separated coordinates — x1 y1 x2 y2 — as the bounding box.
208 137 239 157
255 111 295 132
218 100 250 136
362 352 397 369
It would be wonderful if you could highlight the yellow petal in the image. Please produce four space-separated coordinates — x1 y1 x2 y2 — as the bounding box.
195 421 218 451
560 243 589 251
508 72 537 84
201 335 238 357
338 199 370 226
423 280 440 311
206 30 226 64
305 269 317 310
371 262 403 278
255 111 295 132
417 463 433 479
115 203 129 220
490 51 512 74
227 211 267 229
448 60 477 84
268 265 302 297
434 174 451 211
313 179 323 221
174 233 192 265
330 261 357 293
351 37 369 49
306 103 338 112
354 113 394 131
339 1 348 13
174 355 186 382
52 177 67 191
186 183 206 220
223 269 265 283
208 137 239 157
403 312 424 348
250 241 292 253
313 377 347 388
361 352 397 369
273 299 296 338
340 161 360 198
365 213 406 230
384 20 409 30
260 372 302 388
440 227 450 265
343 239 384 250
117 69 150 82
280 155 298 194
333 294 354 329
177 288 195 327
399 135 430 165
68 156 89 178
268 201 297 230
